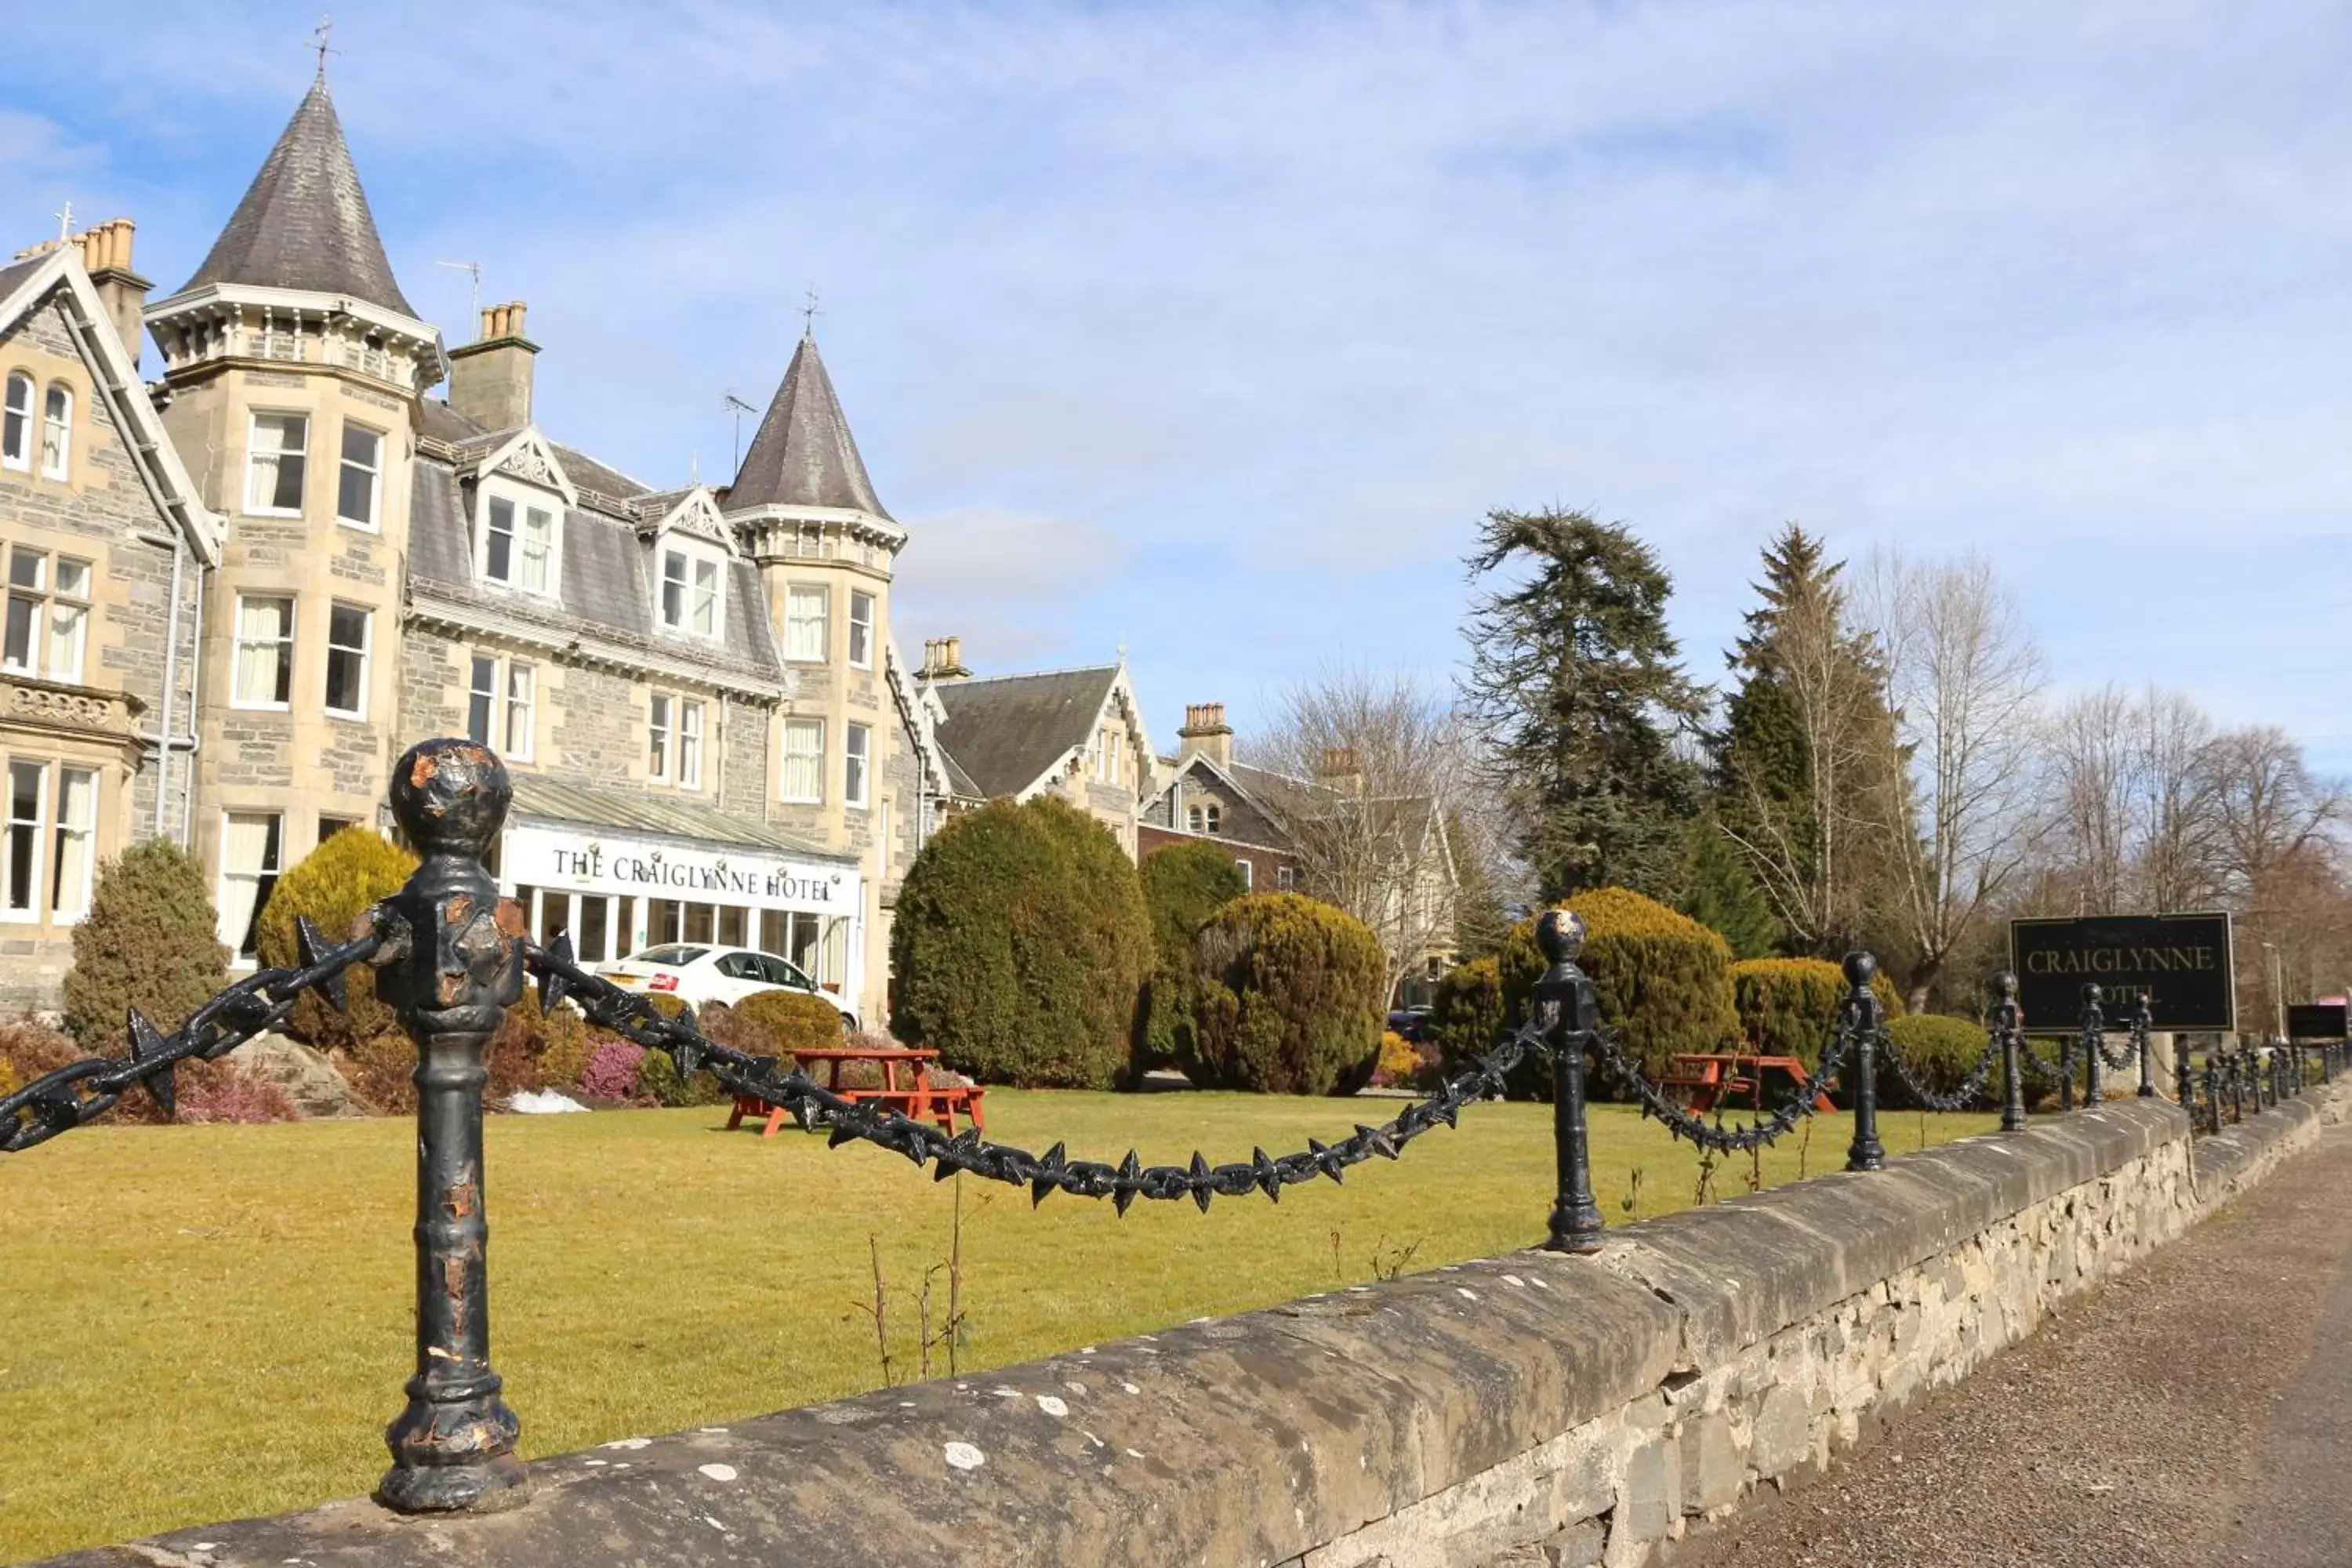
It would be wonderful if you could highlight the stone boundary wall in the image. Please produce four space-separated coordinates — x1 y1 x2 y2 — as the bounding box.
52 1087 2350 1568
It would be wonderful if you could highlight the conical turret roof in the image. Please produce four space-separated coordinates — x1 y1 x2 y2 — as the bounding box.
182 76 416 318
727 333 890 519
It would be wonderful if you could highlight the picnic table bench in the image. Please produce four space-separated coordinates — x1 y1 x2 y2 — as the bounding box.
726 1046 987 1138
1660 1051 1836 1115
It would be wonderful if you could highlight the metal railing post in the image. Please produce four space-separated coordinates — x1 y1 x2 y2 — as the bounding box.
373 739 531 1515
2081 984 2105 1106
1992 971 2027 1133
1535 910 1606 1254
1844 952 1886 1173
2136 1001 2155 1098
2175 1036 2193 1120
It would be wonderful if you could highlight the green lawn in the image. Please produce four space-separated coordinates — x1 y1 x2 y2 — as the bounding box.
0 1092 1996 1562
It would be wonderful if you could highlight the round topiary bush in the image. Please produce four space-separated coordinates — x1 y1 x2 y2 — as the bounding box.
1730 957 1907 1072
1464 887 1740 1098
721 989 846 1063
64 839 227 1053
255 827 416 1055
1184 893 1387 1094
891 797 1153 1089
1139 840 1249 1073
1881 1013 1997 1109
1428 956 1504 1069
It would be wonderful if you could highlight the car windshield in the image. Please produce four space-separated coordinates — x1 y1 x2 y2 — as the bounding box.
628 945 709 967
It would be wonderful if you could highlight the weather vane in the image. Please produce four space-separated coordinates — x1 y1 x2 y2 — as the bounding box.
800 283 822 337
53 201 72 242
310 14 340 78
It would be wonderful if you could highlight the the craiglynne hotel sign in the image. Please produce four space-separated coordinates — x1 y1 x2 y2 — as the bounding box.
2009 913 2236 1033
503 821 855 913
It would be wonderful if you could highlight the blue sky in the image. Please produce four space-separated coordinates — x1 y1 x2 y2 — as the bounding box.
4 2 2347 770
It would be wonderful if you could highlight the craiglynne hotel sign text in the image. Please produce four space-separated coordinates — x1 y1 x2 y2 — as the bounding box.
504 821 855 913
2009 913 2235 1033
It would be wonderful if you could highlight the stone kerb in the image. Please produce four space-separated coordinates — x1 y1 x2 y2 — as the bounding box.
44 1091 2347 1568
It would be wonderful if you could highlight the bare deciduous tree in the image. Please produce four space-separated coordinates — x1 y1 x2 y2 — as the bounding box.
1246 669 1470 1005
1864 549 2050 1011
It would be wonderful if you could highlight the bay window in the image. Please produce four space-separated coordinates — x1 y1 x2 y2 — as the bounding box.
848 590 874 669
325 603 370 717
336 424 383 529
785 584 828 662
232 595 295 708
245 412 307 514
782 717 823 803
845 721 870 808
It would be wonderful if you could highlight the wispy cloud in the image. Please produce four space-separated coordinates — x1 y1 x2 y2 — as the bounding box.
5 2 2347 765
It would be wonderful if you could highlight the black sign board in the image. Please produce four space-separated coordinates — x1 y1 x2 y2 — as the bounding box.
2287 1004 2348 1041
2008 913 2235 1033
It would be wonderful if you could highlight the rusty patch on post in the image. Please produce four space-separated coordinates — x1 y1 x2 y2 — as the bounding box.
447 893 474 928
452 1180 478 1220
495 898 528 938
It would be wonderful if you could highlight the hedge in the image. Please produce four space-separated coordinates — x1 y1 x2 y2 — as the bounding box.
891 796 1153 1089
1729 957 1907 1073
255 827 417 1055
1185 893 1387 1094
1881 1013 1996 1109
1139 840 1249 1072
717 989 845 1063
1438 886 1739 1098
1428 956 1504 1074
63 840 226 1054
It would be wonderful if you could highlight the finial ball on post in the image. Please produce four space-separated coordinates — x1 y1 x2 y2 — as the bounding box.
2081 982 2103 1007
1536 908 1586 964
1993 970 2019 1001
389 739 512 863
1842 949 1877 992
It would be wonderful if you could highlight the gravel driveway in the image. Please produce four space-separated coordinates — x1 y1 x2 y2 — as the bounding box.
1675 1116 2352 1568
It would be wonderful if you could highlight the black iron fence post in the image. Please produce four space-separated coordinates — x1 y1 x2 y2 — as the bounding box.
1992 971 2027 1134
2082 984 2105 1107
1535 910 1606 1254
2175 1036 2193 1119
2135 1001 2155 1098
2229 1051 2245 1123
1844 952 1886 1173
372 739 531 1514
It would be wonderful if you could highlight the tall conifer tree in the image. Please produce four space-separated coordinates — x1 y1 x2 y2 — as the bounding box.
1461 508 1702 902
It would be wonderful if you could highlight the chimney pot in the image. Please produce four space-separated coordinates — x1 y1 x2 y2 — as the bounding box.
448 300 539 430
1177 699 1234 769
73 218 150 370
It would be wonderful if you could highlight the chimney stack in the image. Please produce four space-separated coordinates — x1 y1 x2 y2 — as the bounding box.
446 300 539 431
1177 701 1233 769
71 219 150 368
1318 746 1361 789
922 636 971 682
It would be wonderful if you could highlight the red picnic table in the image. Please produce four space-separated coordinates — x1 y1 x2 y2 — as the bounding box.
726 1046 987 1138
1660 1051 1837 1115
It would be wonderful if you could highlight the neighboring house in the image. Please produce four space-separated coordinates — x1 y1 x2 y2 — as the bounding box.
0 71 942 1025
0 232 218 1011
919 637 1154 855
1139 702 1460 1004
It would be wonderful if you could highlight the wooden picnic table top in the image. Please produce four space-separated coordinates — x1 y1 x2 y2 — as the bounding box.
792 1046 940 1062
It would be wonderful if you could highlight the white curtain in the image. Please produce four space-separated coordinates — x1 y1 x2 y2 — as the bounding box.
52 768 93 917
216 813 277 952
234 598 290 704
782 719 822 801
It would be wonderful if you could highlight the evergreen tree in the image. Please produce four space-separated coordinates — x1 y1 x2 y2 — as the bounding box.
1677 817 1780 959
1461 508 1702 902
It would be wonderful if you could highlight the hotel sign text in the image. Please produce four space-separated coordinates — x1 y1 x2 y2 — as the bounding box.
2008 913 2235 1033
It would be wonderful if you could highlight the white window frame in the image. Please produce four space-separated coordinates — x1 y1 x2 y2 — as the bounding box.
217 809 284 963
230 593 296 710
244 411 308 517
46 555 88 683
38 383 71 480
324 602 371 720
1 372 29 471
784 583 829 663
1237 859 1254 891
506 662 536 761
692 557 721 638
680 698 705 789
845 721 870 808
848 590 874 670
659 549 689 630
466 654 498 746
477 481 564 597
51 765 95 922
518 503 556 594
648 691 674 782
2 759 45 921
336 422 383 531
781 716 824 804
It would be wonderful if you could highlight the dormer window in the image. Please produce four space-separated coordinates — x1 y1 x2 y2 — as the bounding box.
659 546 724 639
480 488 561 597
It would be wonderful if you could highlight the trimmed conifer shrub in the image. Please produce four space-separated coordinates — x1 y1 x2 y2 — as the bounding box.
1729 957 1907 1071
891 796 1153 1089
1882 1013 1996 1108
64 839 227 1053
1184 893 1387 1094
1428 956 1504 1070
1139 840 1249 1071
722 989 847 1062
254 827 417 1054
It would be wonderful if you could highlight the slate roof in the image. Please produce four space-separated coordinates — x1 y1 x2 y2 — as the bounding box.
726 334 890 518
406 460 784 683
509 774 843 860
0 255 45 303
182 78 416 318
932 666 1120 799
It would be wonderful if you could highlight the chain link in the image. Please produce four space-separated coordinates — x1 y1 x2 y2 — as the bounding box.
526 939 1538 1211
0 914 391 1153
1876 1029 2001 1112
1583 1010 1857 1153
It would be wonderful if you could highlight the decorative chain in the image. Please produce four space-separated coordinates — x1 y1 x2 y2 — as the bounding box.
1876 1029 2001 1113
525 938 1537 1212
1583 1011 1857 1154
2015 1032 2071 1080
2092 1026 2138 1073
0 914 393 1154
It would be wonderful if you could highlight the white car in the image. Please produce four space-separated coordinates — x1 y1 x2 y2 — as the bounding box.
595 944 856 1030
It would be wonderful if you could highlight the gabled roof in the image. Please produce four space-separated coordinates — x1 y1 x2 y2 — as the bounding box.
183 77 416 318
0 247 220 562
509 773 844 862
725 333 890 519
932 666 1123 800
